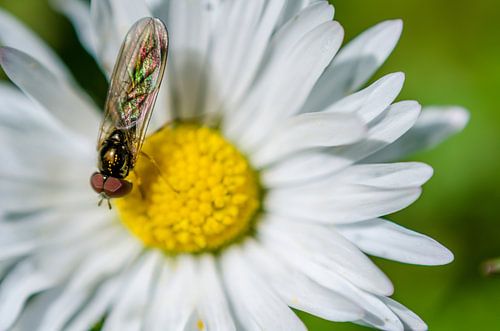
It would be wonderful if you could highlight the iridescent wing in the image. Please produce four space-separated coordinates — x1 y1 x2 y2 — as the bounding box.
97 17 168 167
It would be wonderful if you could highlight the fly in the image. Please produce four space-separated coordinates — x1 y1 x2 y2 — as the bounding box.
90 17 168 208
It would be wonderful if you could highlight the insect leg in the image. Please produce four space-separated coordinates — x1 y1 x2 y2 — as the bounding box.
132 169 146 200
139 151 179 194
98 194 113 209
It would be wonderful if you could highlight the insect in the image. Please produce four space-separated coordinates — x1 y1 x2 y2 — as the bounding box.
90 17 168 207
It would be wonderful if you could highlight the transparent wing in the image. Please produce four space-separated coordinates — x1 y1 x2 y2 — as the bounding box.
97 17 168 166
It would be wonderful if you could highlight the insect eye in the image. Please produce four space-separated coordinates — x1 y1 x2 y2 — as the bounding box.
90 172 105 193
103 178 133 197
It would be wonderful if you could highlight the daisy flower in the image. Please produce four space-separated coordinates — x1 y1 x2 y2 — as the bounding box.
0 1 469 330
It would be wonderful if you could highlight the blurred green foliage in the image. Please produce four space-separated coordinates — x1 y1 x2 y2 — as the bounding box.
0 0 499 330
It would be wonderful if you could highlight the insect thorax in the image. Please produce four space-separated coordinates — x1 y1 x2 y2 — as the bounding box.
98 130 132 179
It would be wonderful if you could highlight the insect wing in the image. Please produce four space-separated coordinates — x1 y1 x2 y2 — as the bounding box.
97 17 168 166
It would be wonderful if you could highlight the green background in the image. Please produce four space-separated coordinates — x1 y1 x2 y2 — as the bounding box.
1 0 499 330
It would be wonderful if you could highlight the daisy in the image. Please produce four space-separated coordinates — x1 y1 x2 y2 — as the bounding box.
0 1 469 330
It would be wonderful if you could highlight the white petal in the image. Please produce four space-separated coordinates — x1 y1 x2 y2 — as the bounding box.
264 162 432 212
256 0 334 108
0 206 109 261
251 112 366 168
271 1 335 60
266 181 422 225
204 0 267 115
0 260 12 280
191 255 236 331
145 256 197 331
1 228 112 329
244 240 364 322
226 21 344 151
146 0 168 17
332 162 433 189
338 218 454 265
90 0 119 74
55 231 140 294
103 252 162 331
0 226 109 330
0 47 100 139
265 162 433 219
0 226 114 328
0 9 73 80
262 151 344 188
64 277 123 331
51 0 96 56
141 262 170 331
226 0 297 102
0 242 35 262
10 288 62 331
0 83 92 181
0 128 91 182
0 211 57 249
0 80 66 139
323 72 405 123
263 101 421 186
38 288 91 331
221 247 306 331
304 19 403 111
37 230 141 331
166 0 216 119
89 0 153 74
148 75 174 133
205 0 286 116
108 0 151 37
0 84 26 110
0 260 55 330
149 0 222 125
0 176 94 213
323 101 422 173
261 225 404 330
366 106 470 162
276 0 325 28
260 217 393 296
263 157 430 193
380 297 428 331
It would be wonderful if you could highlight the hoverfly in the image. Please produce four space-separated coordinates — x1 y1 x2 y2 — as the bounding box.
90 17 168 207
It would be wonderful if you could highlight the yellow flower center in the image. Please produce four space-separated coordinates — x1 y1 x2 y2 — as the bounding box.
115 123 261 254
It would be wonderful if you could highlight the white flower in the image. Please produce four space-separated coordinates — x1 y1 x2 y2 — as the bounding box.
0 1 469 331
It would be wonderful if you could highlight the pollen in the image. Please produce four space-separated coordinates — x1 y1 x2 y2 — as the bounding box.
115 123 261 254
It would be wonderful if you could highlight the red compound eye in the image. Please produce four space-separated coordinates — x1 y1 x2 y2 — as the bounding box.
90 172 105 193
103 177 133 198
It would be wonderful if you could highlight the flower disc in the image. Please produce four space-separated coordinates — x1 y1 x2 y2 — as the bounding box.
115 123 261 254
